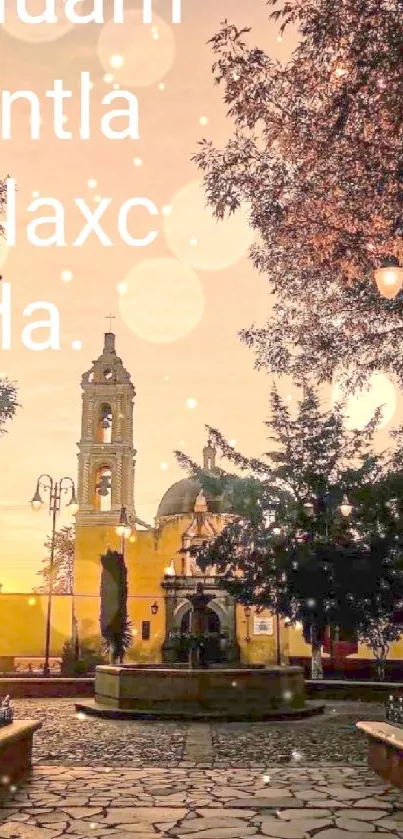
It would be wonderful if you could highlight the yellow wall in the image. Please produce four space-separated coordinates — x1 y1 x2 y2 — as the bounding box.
3 510 403 667
0 593 72 657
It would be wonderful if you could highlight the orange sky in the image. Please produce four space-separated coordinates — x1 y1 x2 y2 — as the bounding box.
0 0 399 591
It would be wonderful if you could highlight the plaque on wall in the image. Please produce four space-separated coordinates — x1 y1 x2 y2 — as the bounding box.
253 616 274 636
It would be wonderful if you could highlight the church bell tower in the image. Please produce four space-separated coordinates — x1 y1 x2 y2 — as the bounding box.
76 331 136 527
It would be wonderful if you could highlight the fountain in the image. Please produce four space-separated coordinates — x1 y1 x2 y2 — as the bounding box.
76 584 324 720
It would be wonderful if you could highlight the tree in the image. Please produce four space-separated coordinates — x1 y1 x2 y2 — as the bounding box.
100 550 132 664
0 378 18 435
34 526 75 594
176 386 403 677
193 1 403 390
358 619 401 682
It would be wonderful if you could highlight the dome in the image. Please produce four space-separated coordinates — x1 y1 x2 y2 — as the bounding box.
157 478 231 519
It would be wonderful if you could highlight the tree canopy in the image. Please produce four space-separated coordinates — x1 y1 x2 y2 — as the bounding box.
194 0 403 389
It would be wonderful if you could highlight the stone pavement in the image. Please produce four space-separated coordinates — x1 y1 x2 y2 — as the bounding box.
1 701 402 838
1 765 403 838
11 700 385 766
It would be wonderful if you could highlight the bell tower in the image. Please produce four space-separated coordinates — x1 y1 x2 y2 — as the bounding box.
76 331 136 527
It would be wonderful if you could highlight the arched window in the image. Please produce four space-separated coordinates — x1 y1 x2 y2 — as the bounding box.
95 467 112 512
97 403 112 444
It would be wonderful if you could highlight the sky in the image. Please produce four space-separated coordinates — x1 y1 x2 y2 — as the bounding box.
0 0 400 591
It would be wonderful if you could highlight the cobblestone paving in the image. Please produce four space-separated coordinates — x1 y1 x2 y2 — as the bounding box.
12 700 187 766
12 699 384 767
1 765 403 839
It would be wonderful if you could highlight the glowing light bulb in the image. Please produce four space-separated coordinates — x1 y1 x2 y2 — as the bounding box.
103 73 114 83
189 237 198 247
199 116 209 125
186 398 197 409
110 54 124 69
117 281 128 295
160 462 168 470
158 83 165 91
72 340 82 351
162 205 172 216
61 270 73 282
87 179 97 188
133 157 142 167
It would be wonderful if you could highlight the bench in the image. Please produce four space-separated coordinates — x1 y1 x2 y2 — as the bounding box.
0 720 42 784
357 720 403 788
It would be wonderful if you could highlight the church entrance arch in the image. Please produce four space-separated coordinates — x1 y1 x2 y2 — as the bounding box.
176 603 223 664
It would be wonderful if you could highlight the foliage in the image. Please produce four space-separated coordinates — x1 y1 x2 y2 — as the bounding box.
176 386 403 676
194 1 403 390
34 526 75 594
61 638 105 676
357 618 401 681
99 550 132 663
0 378 18 435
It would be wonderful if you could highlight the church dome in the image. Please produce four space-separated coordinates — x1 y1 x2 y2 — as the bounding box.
156 477 230 519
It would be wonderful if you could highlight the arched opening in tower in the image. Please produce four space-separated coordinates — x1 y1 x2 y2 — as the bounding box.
98 403 113 444
95 466 112 512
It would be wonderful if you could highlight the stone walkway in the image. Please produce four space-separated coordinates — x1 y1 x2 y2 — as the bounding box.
11 700 385 766
1 765 403 838
2 701 403 837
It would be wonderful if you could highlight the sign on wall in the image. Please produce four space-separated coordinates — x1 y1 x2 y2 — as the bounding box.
253 616 274 636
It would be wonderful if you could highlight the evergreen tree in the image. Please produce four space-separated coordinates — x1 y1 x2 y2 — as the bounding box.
34 526 75 594
177 387 403 677
100 550 132 664
194 0 403 390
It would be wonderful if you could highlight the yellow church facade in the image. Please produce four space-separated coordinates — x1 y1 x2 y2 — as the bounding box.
2 330 403 677
72 330 280 667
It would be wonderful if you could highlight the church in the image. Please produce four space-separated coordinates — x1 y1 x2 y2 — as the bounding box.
73 330 280 666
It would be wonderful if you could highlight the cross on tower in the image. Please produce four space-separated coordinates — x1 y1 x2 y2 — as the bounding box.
105 314 115 332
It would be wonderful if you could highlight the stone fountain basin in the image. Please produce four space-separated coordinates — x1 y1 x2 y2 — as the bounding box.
75 665 325 720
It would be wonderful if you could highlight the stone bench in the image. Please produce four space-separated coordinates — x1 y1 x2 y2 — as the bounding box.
357 720 403 788
0 720 42 784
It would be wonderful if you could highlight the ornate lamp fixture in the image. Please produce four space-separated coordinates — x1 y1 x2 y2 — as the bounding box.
374 257 403 300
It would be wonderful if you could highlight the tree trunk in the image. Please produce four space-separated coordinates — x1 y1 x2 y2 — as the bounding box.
375 657 386 681
311 624 323 679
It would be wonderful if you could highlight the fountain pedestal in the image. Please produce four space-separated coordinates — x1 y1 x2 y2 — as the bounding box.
75 664 325 720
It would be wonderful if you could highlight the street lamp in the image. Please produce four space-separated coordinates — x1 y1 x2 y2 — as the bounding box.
244 605 252 642
116 505 133 556
30 474 78 676
151 601 159 615
374 257 403 300
339 494 353 518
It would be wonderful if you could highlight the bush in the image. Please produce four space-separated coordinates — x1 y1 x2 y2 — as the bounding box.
61 639 105 676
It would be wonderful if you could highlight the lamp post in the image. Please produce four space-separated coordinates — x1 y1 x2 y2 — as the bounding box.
244 605 252 642
116 505 133 557
30 474 78 676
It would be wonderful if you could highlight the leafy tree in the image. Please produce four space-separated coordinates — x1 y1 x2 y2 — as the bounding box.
176 386 403 677
34 526 75 594
194 0 403 390
357 619 401 682
100 550 132 664
0 378 18 435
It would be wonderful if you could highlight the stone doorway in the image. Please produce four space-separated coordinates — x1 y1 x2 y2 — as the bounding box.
162 577 240 665
178 605 223 664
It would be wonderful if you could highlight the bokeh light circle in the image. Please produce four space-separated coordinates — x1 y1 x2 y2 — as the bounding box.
2 0 74 42
97 11 176 88
164 180 254 272
118 257 204 343
332 373 397 430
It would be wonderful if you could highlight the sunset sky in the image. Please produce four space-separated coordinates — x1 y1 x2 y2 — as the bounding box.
0 0 400 591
